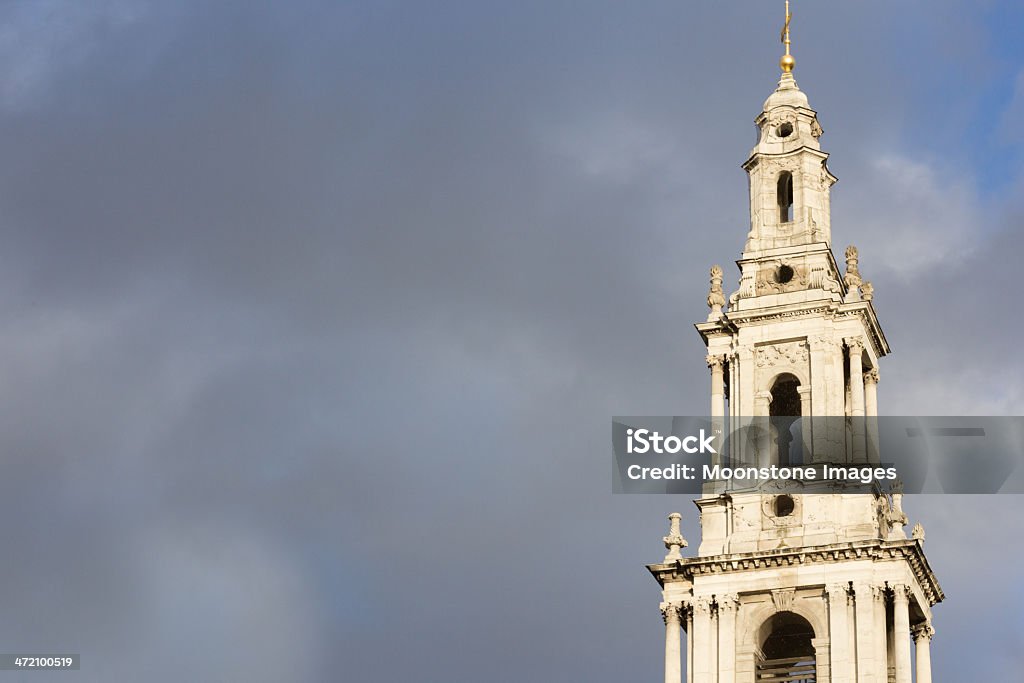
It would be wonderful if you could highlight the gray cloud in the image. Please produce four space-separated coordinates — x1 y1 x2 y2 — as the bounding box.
0 1 1020 681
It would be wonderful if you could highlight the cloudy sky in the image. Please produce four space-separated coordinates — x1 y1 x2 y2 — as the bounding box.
0 1 1021 680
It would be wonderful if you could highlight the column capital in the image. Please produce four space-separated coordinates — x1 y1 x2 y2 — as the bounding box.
706 354 727 369
693 596 714 615
912 623 935 643
660 602 683 625
844 336 865 353
716 593 740 612
864 367 880 384
811 334 840 351
892 584 912 603
825 583 849 602
852 581 885 602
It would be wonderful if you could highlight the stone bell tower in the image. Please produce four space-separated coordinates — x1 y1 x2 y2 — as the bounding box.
649 6 943 683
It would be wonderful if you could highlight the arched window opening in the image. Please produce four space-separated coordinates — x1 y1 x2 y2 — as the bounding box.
778 172 794 223
757 612 816 682
770 374 801 466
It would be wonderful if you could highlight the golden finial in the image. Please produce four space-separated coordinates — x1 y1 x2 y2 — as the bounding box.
779 1 795 73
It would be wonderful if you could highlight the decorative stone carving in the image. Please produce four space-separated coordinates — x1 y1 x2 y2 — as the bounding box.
755 341 809 368
707 265 726 320
811 334 840 352
754 261 810 295
892 584 911 603
660 602 682 624
911 623 935 643
845 336 865 353
825 583 850 604
729 272 756 307
844 245 863 300
912 523 925 541
865 368 880 384
861 281 874 301
883 479 909 540
663 512 688 561
706 354 726 369
770 588 795 612
716 593 739 614
808 265 842 294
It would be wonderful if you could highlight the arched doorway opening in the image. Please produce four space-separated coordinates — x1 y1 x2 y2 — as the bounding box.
756 611 816 681
769 373 802 466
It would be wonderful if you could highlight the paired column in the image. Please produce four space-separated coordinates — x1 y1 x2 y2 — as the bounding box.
797 386 813 463
686 603 694 683
912 623 934 683
873 586 888 683
753 392 774 468
864 368 879 417
826 584 851 683
662 602 684 683
717 594 738 683
864 368 880 463
852 582 879 683
846 338 866 462
692 597 714 683
891 586 912 683
708 355 727 467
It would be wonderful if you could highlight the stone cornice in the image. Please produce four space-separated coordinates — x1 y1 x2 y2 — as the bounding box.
741 145 832 173
647 538 943 606
694 300 889 359
836 300 890 357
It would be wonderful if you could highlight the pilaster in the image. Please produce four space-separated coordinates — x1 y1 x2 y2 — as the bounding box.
716 594 738 683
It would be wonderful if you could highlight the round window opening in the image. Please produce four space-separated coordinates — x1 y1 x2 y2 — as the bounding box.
774 494 795 517
775 264 795 284
777 122 794 138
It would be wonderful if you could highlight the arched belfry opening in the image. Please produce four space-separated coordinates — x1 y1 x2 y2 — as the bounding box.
770 373 801 466
777 171 794 223
757 612 816 682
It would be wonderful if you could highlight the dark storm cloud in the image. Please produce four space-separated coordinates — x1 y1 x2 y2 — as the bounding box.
0 1 1021 681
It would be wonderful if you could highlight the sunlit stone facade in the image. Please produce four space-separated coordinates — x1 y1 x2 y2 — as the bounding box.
649 60 942 683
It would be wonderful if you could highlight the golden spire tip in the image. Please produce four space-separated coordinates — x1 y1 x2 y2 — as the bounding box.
779 0 795 73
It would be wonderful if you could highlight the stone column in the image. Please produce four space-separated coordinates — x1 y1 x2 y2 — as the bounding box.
708 355 727 467
812 638 831 683
709 605 718 683
797 385 813 463
891 586 912 683
846 338 866 462
692 597 714 683
809 335 829 461
826 584 851 683
727 351 739 467
853 582 878 683
662 603 683 683
873 586 888 683
754 391 773 468
864 368 878 416
717 594 738 683
810 335 841 463
864 368 880 464
685 603 694 683
912 623 934 683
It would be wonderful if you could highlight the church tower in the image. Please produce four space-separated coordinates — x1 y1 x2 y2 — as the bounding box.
649 6 943 683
